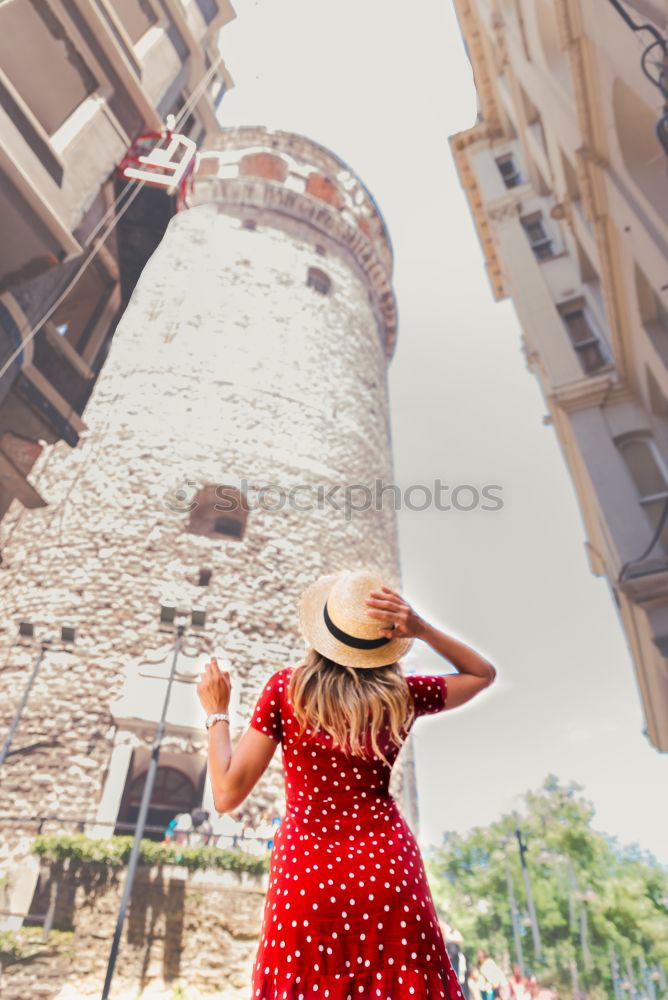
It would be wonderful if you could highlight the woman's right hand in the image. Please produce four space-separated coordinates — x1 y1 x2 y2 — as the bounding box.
365 586 428 639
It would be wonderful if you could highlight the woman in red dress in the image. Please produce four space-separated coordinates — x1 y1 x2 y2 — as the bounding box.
198 569 496 999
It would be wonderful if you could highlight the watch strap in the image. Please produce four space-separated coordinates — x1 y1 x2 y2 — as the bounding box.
206 712 230 729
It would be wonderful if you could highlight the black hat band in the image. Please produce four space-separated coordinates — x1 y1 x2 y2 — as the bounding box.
323 600 391 649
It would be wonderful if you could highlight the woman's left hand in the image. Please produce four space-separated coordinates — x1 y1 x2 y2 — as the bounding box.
365 586 428 639
197 656 231 713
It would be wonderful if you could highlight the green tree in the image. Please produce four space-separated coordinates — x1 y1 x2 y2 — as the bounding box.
425 775 668 1000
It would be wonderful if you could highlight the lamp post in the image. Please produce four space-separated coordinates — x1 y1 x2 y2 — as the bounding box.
0 623 75 768
101 605 205 1000
513 815 542 962
505 858 525 975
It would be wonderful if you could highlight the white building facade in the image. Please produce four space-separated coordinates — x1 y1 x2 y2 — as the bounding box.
450 0 668 751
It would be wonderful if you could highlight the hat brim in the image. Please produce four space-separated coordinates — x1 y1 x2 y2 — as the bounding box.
298 571 414 669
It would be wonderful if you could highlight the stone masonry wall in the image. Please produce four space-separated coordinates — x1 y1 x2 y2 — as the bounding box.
0 154 416 959
1 862 267 999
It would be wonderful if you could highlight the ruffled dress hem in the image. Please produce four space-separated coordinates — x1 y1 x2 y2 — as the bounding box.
251 962 457 999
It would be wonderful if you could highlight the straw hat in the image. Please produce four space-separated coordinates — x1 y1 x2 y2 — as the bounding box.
298 568 414 668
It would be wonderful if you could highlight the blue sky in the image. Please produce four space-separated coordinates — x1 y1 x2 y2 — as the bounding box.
217 0 668 866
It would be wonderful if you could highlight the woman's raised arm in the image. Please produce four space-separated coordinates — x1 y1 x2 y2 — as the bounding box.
366 586 496 710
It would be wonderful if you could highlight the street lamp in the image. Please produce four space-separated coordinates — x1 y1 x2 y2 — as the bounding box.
101 604 205 1000
505 855 525 975
0 622 75 767
513 814 543 962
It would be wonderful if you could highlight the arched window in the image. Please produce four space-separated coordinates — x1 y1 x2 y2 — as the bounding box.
116 766 199 841
612 78 668 223
616 433 668 557
307 267 331 295
187 484 248 541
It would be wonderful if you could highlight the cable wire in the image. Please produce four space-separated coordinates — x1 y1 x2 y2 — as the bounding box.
0 52 224 567
0 52 223 385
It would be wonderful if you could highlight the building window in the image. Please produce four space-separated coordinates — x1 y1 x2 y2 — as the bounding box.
114 0 157 45
635 263 668 365
495 153 523 188
48 259 115 353
521 212 555 260
187 484 248 541
307 267 331 295
558 299 608 374
0 1 97 135
616 433 668 558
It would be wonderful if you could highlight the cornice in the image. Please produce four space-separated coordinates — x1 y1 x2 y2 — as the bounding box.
450 124 508 301
549 371 635 412
190 175 399 359
451 0 503 130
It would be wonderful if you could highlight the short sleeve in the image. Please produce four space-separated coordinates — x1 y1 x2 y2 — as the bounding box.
406 674 448 718
249 669 285 742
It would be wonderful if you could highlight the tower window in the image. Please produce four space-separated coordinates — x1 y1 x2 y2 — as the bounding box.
307 267 331 295
213 516 244 539
495 153 523 189
558 299 608 375
521 212 555 260
187 484 248 541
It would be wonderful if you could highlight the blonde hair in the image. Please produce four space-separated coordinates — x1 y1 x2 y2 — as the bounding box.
287 648 416 767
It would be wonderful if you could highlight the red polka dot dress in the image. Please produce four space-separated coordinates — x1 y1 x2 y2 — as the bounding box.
248 666 462 1000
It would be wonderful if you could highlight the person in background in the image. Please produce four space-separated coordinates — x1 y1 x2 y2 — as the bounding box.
163 816 177 843
446 928 468 998
468 965 484 1000
508 963 529 1000
189 808 213 847
172 810 193 845
477 948 508 1000
535 977 557 1000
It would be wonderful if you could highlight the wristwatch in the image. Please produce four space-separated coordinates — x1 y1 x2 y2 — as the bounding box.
205 712 230 729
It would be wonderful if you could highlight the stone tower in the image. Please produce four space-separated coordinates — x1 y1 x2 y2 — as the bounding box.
0 127 417 939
